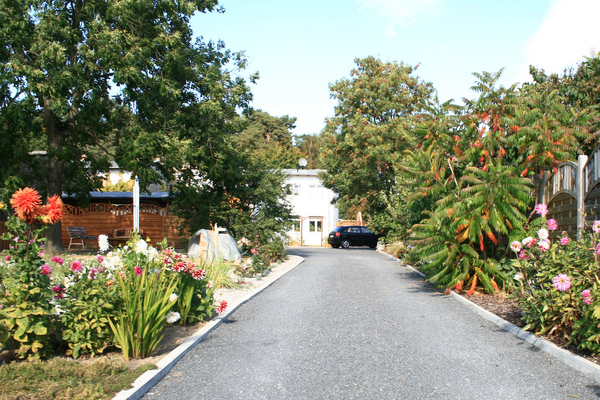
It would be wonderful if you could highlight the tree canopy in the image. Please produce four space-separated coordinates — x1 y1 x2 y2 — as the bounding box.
319 56 435 236
0 0 263 252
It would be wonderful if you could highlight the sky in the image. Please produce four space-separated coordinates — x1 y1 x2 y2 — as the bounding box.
191 0 600 136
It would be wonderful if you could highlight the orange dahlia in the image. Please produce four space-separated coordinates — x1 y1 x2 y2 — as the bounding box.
45 195 63 224
11 187 41 224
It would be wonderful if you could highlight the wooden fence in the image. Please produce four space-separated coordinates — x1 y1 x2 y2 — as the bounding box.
60 203 185 249
0 201 187 251
543 148 600 238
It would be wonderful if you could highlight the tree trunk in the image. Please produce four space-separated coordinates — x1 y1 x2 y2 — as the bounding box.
44 98 65 255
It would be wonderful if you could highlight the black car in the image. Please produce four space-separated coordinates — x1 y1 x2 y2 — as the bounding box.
327 226 378 249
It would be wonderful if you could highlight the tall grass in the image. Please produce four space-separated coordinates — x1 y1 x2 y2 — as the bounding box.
203 260 239 289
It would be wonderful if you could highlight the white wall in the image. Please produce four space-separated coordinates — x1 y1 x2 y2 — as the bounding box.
283 169 338 246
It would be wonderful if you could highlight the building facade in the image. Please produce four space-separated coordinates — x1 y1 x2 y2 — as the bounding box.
283 169 338 246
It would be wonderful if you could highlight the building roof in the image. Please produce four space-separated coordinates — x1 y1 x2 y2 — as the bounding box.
281 169 324 177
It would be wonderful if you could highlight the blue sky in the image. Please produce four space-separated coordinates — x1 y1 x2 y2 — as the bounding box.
191 0 600 136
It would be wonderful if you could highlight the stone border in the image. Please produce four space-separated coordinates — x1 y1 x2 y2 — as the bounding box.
112 256 305 400
377 249 600 384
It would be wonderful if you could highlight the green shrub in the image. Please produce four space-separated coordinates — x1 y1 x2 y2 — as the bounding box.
510 209 600 353
107 237 179 361
0 217 56 360
54 256 121 358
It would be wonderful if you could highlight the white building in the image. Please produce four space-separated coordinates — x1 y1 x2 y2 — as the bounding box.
283 169 338 246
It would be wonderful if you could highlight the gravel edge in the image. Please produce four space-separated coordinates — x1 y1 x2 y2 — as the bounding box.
112 255 305 400
377 249 600 384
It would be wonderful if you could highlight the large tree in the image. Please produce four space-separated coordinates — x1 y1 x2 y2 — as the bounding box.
234 110 301 169
0 0 254 252
320 56 435 236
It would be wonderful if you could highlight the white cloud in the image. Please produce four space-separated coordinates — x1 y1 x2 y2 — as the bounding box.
515 0 600 84
356 0 441 37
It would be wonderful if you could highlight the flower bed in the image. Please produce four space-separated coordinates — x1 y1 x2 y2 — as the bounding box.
508 204 600 356
0 188 227 362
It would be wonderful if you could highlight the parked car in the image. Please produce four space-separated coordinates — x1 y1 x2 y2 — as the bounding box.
327 226 378 249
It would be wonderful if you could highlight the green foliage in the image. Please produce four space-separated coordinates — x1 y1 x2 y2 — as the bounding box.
55 257 121 359
204 260 239 290
234 110 301 169
294 134 322 168
0 0 254 251
320 56 435 234
0 216 55 360
167 255 216 325
107 237 178 361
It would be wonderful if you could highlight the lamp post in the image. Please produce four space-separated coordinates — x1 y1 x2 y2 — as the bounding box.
133 176 140 232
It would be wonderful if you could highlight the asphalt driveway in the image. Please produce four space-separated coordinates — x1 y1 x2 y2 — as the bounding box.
143 247 600 399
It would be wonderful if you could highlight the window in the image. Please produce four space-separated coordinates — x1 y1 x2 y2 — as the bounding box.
308 184 323 197
309 219 322 232
291 184 301 195
291 220 301 232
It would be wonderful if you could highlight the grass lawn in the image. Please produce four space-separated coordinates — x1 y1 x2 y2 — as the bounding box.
0 357 156 400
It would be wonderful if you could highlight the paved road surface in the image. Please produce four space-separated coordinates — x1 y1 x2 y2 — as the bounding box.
143 248 600 399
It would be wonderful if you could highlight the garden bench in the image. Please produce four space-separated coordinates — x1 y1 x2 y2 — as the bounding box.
110 228 144 245
66 227 98 249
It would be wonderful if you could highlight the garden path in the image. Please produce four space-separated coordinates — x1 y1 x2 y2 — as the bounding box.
141 248 600 399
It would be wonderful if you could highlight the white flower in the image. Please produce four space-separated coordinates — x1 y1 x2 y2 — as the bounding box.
147 247 159 261
98 235 110 252
538 228 549 240
514 273 524 280
135 239 148 254
166 311 181 324
206 280 214 289
522 237 534 246
510 241 522 253
538 239 550 252
169 293 178 303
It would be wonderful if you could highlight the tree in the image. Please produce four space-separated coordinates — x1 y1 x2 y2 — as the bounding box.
320 56 435 237
0 0 255 252
234 110 301 169
294 134 322 168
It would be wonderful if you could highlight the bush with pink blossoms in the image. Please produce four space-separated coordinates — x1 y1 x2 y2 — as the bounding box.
511 214 600 354
54 256 122 359
0 215 57 360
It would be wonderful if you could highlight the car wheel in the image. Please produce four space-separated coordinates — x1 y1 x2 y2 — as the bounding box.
341 239 351 249
369 243 377 249
331 244 340 248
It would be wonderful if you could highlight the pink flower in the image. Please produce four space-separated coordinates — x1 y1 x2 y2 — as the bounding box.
39 264 52 276
535 204 548 217
51 256 63 265
191 268 205 280
538 239 550 252
583 289 593 305
547 219 558 231
52 284 65 299
4 255 10 262
215 300 228 314
70 260 82 272
553 274 571 291
510 241 522 253
173 262 186 272
594 220 600 234
518 250 529 260
560 237 570 245
96 255 104 262
596 243 600 256
134 266 143 276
